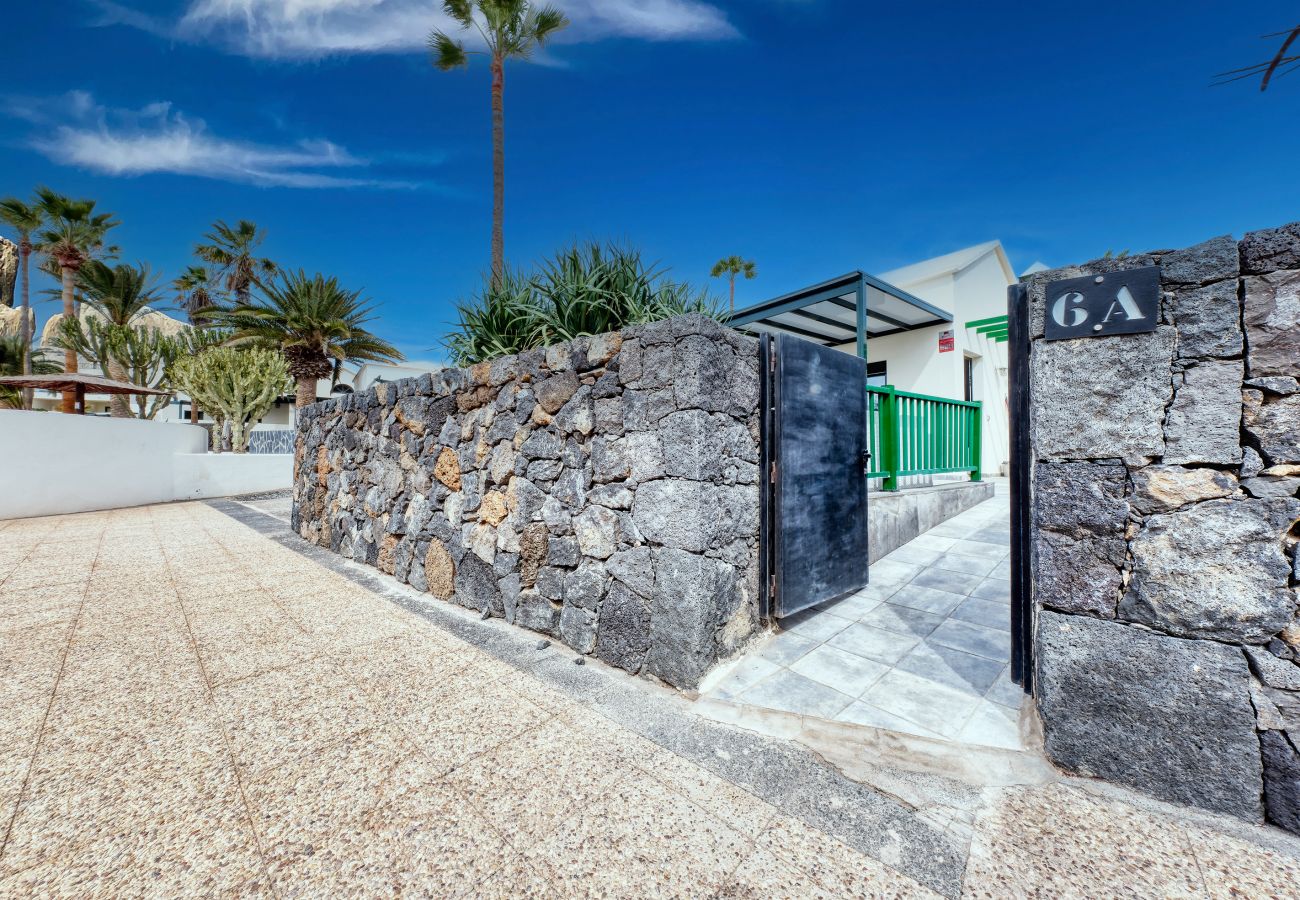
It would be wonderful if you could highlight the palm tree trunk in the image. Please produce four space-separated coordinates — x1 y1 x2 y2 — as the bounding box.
491 56 505 289
295 376 317 409
729 274 735 313
60 265 76 413
18 240 32 410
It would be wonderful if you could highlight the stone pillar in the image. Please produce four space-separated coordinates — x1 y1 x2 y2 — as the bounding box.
1024 226 1300 833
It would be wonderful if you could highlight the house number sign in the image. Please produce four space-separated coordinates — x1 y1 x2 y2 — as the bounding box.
1043 265 1160 340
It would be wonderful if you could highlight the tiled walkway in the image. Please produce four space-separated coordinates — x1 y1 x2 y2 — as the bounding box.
705 484 1020 748
2 500 1299 898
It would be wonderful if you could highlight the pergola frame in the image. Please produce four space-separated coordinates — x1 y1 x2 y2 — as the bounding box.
727 271 953 359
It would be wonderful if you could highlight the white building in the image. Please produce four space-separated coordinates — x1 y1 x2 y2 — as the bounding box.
731 240 1019 478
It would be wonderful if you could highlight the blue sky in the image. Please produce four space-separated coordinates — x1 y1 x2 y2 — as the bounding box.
3 1 1297 362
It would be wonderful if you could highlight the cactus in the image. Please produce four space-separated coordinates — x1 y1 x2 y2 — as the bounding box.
172 347 290 453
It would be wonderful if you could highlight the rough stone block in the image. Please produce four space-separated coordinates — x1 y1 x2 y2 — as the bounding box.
644 549 737 689
1241 221 1300 275
632 480 755 553
1162 234 1239 285
1244 389 1300 466
595 582 651 673
1172 281 1243 359
1032 462 1128 617
1036 611 1263 821
1163 359 1244 466
606 546 654 597
1030 327 1174 461
1131 465 1237 514
1119 498 1300 643
1244 271 1300 378
1260 731 1300 835
559 604 597 655
514 590 560 636
563 561 607 610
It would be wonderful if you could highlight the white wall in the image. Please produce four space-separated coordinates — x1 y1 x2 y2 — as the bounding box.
172 453 293 501
0 411 292 519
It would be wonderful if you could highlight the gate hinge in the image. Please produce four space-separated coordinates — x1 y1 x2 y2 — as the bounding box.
770 462 777 483
769 574 777 597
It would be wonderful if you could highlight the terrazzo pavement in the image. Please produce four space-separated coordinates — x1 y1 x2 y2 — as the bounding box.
0 501 1297 898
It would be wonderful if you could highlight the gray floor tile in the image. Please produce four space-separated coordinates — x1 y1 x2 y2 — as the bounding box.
927 618 1009 663
868 558 924 587
970 576 1011 602
895 642 1004 697
888 584 966 617
859 670 982 740
908 534 957 552
947 538 1005 558
858 603 945 638
909 567 983 597
986 666 1025 708
966 527 1011 547
956 698 1022 750
782 608 853 642
708 655 781 698
835 700 943 740
757 632 818 667
827 623 919 665
882 544 943 567
859 580 902 604
739 669 856 720
930 553 1000 578
950 597 1011 632
815 591 881 621
791 644 891 697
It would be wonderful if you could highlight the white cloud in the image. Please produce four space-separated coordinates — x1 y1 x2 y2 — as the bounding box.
12 91 415 189
99 0 737 59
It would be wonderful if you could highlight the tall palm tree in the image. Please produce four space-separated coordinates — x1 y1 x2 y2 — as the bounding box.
0 197 44 409
213 270 402 409
35 188 119 413
194 220 277 304
710 256 757 314
429 0 569 287
172 264 224 426
75 261 165 417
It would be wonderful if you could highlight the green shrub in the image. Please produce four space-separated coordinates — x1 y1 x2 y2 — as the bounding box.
444 243 724 366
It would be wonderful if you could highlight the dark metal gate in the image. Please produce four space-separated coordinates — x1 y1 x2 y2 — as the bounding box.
1007 283 1034 693
761 333 871 618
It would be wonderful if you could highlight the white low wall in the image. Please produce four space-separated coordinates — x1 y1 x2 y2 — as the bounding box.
0 410 293 519
172 453 293 501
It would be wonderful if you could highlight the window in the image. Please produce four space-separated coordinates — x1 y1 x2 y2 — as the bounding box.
866 361 888 387
964 356 976 402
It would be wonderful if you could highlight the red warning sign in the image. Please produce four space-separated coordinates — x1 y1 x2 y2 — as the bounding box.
938 329 955 353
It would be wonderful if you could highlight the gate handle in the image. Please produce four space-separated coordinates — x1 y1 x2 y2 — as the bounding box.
860 450 872 474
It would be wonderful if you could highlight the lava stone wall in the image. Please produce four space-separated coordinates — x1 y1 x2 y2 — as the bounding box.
292 315 762 690
1024 224 1300 834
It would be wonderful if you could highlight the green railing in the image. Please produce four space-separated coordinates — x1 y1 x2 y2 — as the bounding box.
866 386 982 491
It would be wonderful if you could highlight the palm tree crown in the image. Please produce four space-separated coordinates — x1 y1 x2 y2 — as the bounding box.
35 188 119 272
710 256 757 313
77 261 165 327
173 265 222 324
195 219 277 303
429 0 569 286
212 270 402 408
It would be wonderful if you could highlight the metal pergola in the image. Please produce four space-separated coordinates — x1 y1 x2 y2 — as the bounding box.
727 271 953 359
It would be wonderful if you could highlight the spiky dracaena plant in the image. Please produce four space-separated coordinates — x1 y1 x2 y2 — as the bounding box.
444 242 724 365
172 347 290 453
211 270 402 408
